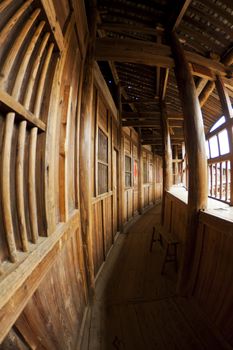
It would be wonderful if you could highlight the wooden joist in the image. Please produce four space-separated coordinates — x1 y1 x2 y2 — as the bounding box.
40 0 64 52
95 38 230 76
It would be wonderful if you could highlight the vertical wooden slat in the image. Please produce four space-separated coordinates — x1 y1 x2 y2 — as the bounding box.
226 161 229 201
12 21 46 100
2 113 17 262
220 162 223 199
0 9 41 90
28 127 39 243
210 164 213 196
16 121 29 252
33 43 54 116
214 163 218 197
161 106 172 225
59 86 72 222
23 33 50 109
0 0 34 46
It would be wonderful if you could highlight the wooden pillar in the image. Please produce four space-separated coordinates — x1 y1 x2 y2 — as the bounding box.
174 145 179 184
170 32 208 295
79 0 97 301
117 84 125 231
138 136 143 214
215 75 233 204
161 106 173 225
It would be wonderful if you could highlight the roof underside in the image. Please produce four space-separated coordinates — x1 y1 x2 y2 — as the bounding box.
96 0 233 155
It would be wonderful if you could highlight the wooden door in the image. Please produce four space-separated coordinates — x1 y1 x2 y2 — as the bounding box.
113 149 119 236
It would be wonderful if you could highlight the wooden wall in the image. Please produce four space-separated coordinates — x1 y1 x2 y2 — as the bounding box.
0 0 163 348
122 130 162 226
0 0 88 348
163 191 233 347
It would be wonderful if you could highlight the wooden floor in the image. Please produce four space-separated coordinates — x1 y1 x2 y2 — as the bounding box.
80 205 230 350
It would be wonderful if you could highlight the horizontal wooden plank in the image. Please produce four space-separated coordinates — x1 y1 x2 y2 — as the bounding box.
0 209 80 342
95 38 228 75
0 89 46 131
122 120 161 127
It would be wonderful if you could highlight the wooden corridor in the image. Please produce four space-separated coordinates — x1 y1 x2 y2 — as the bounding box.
81 205 230 350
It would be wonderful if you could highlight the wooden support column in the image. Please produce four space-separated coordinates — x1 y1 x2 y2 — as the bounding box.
215 75 233 205
138 135 143 214
170 32 208 295
117 84 124 231
161 106 173 224
79 0 97 301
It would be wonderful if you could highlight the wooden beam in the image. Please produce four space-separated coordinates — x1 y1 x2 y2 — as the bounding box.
195 78 208 97
95 38 229 76
40 0 64 52
79 0 97 300
199 81 215 108
98 23 161 36
161 68 170 101
170 31 208 296
170 0 192 31
190 63 214 80
122 120 160 127
122 111 161 119
0 89 46 131
161 107 173 224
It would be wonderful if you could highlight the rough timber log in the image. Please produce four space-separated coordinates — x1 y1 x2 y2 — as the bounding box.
170 32 208 295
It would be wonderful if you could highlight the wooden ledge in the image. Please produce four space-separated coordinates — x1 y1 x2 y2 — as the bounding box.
0 89 46 131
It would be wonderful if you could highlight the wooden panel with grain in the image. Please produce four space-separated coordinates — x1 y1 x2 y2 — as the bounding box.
13 227 87 350
193 212 233 346
92 201 104 276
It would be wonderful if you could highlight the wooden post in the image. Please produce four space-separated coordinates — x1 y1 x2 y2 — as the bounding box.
117 84 124 230
170 32 208 295
161 106 173 225
138 135 143 214
79 0 97 301
215 75 233 205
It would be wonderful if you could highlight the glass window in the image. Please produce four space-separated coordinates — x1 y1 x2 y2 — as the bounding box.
143 159 148 183
218 129 230 155
98 128 108 195
209 116 226 132
209 135 219 158
125 156 132 188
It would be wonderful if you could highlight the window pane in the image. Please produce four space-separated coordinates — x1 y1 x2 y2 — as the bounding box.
98 128 108 163
210 116 226 132
98 163 108 194
218 129 230 155
143 160 147 183
125 156 131 172
209 135 219 158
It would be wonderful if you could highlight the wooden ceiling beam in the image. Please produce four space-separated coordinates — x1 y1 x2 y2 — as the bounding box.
122 112 161 119
169 0 192 32
97 23 162 37
95 38 229 76
122 120 161 127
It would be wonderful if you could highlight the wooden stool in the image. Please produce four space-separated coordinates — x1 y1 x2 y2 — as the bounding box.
150 225 180 274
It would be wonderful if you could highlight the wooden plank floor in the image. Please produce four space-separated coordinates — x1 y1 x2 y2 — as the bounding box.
80 205 231 350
